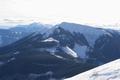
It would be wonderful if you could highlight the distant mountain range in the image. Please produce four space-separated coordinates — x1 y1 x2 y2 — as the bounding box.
0 22 51 47
0 22 120 80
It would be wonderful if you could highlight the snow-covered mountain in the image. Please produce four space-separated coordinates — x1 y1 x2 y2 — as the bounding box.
0 22 51 47
0 22 120 80
65 59 120 80
0 31 96 80
44 22 120 63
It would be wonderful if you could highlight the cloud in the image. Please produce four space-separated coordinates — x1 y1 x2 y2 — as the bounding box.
0 0 120 25
3 19 34 23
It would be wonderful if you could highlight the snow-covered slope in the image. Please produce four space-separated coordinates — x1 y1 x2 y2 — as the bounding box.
62 46 78 58
74 44 88 59
41 37 59 43
65 59 120 80
57 22 110 47
42 22 120 64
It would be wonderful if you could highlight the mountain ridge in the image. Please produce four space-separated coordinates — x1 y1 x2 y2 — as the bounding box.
0 22 120 80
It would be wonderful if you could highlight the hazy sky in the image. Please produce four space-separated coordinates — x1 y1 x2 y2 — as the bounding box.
0 0 120 26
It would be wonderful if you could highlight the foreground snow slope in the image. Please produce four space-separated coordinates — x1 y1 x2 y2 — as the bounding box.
65 59 120 80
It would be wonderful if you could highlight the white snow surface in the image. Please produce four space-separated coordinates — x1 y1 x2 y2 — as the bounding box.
42 37 59 43
65 59 120 80
53 54 65 59
74 44 88 59
62 46 78 58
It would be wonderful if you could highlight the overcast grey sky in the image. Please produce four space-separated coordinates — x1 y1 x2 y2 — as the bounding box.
0 0 120 26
